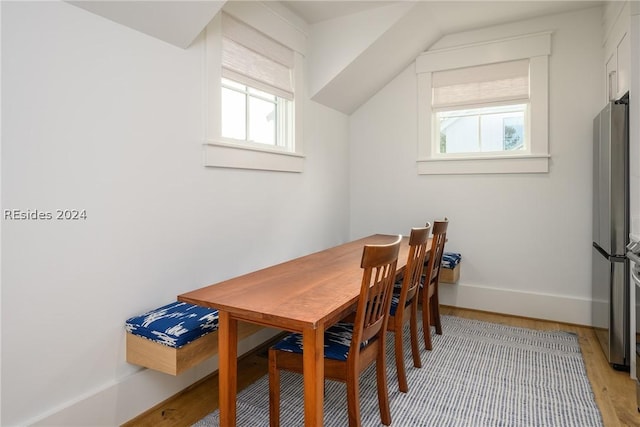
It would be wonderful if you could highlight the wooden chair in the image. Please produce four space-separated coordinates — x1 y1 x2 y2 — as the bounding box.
268 235 402 427
421 219 449 350
387 225 431 393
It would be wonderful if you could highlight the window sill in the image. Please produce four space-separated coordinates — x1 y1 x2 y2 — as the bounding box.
203 140 305 173
417 154 550 175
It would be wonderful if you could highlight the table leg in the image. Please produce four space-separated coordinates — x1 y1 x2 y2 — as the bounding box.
302 327 324 427
218 311 238 427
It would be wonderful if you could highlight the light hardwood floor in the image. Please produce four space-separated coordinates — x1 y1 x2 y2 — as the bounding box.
122 306 640 427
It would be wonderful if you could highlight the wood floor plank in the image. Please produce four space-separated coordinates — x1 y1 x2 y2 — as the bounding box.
123 307 640 427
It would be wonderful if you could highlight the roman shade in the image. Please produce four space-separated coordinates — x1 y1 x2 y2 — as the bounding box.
432 59 529 110
222 13 294 100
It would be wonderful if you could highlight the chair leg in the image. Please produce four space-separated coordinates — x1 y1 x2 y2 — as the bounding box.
393 321 409 393
422 293 433 351
409 301 422 368
346 366 361 427
376 341 392 426
268 349 280 427
432 290 443 335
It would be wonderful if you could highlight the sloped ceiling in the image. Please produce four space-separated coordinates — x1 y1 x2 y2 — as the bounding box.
309 1 443 114
68 1 225 49
281 0 398 24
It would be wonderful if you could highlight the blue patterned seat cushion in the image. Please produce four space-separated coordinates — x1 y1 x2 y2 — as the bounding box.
442 252 462 269
390 280 410 316
273 322 368 361
390 294 401 316
125 301 219 348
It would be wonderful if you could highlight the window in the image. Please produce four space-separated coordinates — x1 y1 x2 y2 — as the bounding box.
220 13 294 151
203 9 305 172
432 59 529 156
416 32 551 174
221 78 292 148
438 104 527 154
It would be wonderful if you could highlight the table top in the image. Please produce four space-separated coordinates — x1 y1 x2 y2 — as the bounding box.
178 234 409 332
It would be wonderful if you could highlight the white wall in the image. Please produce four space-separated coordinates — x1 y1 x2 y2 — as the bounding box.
349 7 604 325
1 1 350 425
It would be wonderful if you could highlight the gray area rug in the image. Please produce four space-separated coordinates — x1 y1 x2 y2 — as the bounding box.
194 315 603 426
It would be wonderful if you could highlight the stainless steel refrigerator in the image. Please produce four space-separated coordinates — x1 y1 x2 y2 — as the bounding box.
592 98 630 370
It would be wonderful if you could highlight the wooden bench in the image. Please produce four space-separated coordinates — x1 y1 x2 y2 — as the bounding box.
125 301 262 375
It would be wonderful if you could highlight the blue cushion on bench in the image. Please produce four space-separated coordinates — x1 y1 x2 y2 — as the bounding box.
424 251 462 268
442 252 461 269
125 301 219 349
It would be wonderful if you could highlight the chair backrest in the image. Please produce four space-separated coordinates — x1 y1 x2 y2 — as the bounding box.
351 235 402 351
397 225 431 310
424 219 449 287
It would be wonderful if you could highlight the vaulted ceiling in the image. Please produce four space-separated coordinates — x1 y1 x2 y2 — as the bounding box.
69 0 603 115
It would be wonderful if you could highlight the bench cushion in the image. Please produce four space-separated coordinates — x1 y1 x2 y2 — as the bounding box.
442 252 461 269
424 251 462 268
125 301 218 349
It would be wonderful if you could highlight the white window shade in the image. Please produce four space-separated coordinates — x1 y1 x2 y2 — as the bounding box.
432 59 529 109
222 13 294 100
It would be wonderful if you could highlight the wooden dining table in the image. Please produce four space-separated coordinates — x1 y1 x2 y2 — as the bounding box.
178 234 410 426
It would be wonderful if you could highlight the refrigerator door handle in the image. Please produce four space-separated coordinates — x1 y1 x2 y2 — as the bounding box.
593 242 608 257
594 242 627 261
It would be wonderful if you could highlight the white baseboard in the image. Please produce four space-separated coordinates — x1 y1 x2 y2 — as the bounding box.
439 282 592 326
28 328 279 427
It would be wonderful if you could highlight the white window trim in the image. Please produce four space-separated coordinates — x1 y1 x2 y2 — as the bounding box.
203 139 305 172
416 32 552 175
202 8 306 173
